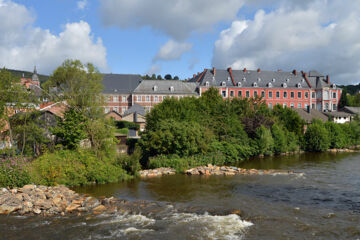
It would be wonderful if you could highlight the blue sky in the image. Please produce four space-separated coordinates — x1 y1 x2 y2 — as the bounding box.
1 0 360 84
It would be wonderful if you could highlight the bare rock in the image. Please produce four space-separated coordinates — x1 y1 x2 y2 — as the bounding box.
0 205 22 214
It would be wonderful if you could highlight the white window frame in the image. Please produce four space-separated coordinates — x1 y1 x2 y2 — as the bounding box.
137 96 142 102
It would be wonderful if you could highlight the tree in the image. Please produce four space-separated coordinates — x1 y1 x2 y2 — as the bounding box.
173 76 179 80
255 125 274 155
271 123 287 154
157 75 162 80
273 105 304 136
304 121 330 152
164 74 172 80
151 74 156 80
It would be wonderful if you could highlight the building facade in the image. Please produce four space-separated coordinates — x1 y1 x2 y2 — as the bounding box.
189 68 342 111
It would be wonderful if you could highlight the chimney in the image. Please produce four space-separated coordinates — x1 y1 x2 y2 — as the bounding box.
326 75 330 84
257 68 261 72
227 67 232 75
292 69 297 76
243 68 247 73
307 105 311 114
212 67 216 76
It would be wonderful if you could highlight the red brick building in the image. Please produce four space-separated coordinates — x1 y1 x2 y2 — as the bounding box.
189 68 342 111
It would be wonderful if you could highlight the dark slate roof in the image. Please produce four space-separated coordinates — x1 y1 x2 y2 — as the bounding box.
29 84 43 98
133 80 197 95
293 108 328 123
324 111 353 118
189 69 331 90
343 106 360 115
123 104 145 117
102 74 142 94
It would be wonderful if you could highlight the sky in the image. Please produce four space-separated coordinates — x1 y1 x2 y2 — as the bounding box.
0 0 360 84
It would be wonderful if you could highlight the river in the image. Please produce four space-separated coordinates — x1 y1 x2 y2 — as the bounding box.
1 152 360 239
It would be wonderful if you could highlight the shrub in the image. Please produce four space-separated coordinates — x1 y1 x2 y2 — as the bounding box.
271 124 287 154
115 120 140 130
304 121 330 152
149 153 226 173
117 147 142 176
325 122 347 149
0 158 31 188
30 150 129 186
255 125 274 155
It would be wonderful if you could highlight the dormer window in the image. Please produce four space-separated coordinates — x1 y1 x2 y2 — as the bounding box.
286 78 290 82
267 82 272 88
227 77 231 81
205 81 210 87
170 86 174 92
221 81 226 87
297 83 302 88
153 85 158 91
331 84 336 89
243 77 246 82
258 78 261 82
282 83 287 88
237 82 242 87
302 78 305 83
212 76 215 81
272 78 276 82
253 82 258 87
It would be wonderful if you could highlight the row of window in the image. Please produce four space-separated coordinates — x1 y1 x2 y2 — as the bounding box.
267 102 337 110
106 96 128 103
135 95 186 102
222 90 337 99
104 106 128 114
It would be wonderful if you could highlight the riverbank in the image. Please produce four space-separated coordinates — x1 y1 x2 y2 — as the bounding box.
0 184 117 216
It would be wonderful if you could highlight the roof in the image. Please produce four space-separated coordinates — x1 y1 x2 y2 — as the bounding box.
105 110 122 118
293 108 328 123
40 101 68 118
133 80 198 95
343 106 360 115
28 84 43 98
102 74 142 94
324 111 353 118
189 68 331 90
123 104 145 117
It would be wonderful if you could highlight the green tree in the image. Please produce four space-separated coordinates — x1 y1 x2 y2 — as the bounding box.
173 76 179 80
271 123 287 154
164 74 172 80
157 75 162 80
325 122 347 149
255 125 274 155
304 121 330 152
151 74 156 80
273 105 304 136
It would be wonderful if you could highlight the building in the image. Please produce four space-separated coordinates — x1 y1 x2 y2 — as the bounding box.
132 80 197 112
189 68 342 111
102 74 142 115
324 111 353 124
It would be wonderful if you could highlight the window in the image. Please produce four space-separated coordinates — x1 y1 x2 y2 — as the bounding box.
113 96 118 102
312 103 315 109
305 92 309 99
122 107 127 113
298 103 302 109
283 103 287 108
205 81 210 87
268 103 273 109
283 91 288 98
230 91 234 97
222 91 227 98
114 107 118 112
298 92 302 99
305 103 308 109
276 91 280 98
261 91 265 98
106 96 111 102
325 103 329 110
104 107 109 113
254 91 258 97
291 92 295 98
153 85 158 91
170 86 174 92
333 92 337 98
145 107 151 113
238 91 242 97
122 96 127 102
312 92 316 99
146 96 150 102
221 82 226 87
137 96 141 102
333 104 337 110
268 91 273 98
154 96 159 102
290 103 294 108
246 91 250 98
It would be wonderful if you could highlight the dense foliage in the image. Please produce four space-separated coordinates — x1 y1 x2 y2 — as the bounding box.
140 87 360 168
0 158 31 188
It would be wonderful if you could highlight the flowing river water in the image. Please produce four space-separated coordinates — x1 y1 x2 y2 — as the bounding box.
1 152 360 239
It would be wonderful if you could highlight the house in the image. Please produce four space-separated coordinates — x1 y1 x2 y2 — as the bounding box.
121 104 146 132
323 111 353 124
343 106 360 116
293 107 328 124
132 80 197 112
105 111 122 121
189 68 341 112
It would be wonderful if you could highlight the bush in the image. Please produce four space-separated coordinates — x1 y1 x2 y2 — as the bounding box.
271 124 287 154
0 158 31 188
30 150 129 186
304 121 330 152
117 147 142 176
115 120 140 130
149 153 226 173
325 122 347 149
255 125 274 155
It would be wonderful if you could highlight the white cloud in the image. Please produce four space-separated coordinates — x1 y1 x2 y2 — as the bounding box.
100 0 246 40
77 0 87 10
212 0 360 84
146 64 161 75
154 40 192 62
0 0 107 74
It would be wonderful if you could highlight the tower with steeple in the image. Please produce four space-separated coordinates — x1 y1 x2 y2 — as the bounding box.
31 66 40 86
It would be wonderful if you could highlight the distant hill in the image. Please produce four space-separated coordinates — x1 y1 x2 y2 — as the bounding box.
5 69 49 84
338 84 360 95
